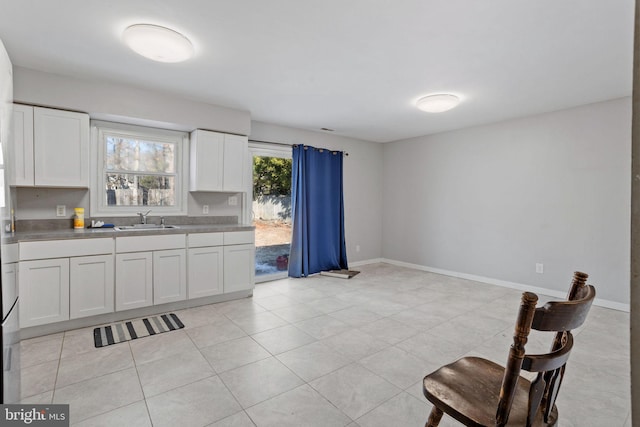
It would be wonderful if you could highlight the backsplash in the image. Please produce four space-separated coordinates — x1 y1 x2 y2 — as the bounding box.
15 187 89 220
12 187 244 220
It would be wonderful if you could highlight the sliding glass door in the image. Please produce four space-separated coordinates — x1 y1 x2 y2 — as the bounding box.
250 143 292 282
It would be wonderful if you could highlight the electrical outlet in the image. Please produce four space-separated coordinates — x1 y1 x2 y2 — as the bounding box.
56 205 66 217
356 245 361 252
536 263 544 274
228 196 238 206
202 205 209 214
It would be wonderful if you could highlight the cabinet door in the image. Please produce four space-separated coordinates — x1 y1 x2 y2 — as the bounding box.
33 107 89 187
115 252 153 311
10 104 34 186
222 134 248 192
188 246 223 299
19 258 70 328
70 255 114 319
189 129 223 191
153 249 187 304
223 244 255 293
2 262 17 317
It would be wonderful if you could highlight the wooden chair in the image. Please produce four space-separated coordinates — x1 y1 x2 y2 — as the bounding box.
422 271 595 427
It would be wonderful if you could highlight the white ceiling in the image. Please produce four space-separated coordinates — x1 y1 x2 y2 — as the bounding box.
0 1 634 142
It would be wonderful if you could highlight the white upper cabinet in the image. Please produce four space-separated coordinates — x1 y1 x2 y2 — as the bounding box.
190 129 223 191
10 104 34 186
11 105 89 187
190 129 247 192
222 133 248 192
34 107 89 187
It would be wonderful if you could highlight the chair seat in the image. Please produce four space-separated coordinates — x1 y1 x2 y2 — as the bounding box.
423 357 558 426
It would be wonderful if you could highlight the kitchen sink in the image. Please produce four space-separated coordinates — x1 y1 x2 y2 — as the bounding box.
115 224 179 231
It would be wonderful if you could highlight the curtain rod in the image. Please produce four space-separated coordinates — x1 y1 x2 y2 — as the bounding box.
249 138 291 147
248 139 349 156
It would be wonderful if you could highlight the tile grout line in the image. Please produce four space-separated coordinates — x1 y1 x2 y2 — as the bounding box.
187 324 249 425
127 340 156 426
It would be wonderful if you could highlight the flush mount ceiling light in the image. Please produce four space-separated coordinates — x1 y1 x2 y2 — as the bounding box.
123 24 194 63
416 94 461 113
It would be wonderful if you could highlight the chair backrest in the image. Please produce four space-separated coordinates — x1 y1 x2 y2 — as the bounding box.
495 271 596 426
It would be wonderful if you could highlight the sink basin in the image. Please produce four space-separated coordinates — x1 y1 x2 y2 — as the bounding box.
115 224 179 231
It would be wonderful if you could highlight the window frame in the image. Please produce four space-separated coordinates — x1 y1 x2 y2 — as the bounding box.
90 121 189 217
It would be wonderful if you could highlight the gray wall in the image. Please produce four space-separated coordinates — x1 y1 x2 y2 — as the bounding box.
382 98 631 305
250 121 384 264
10 66 631 306
13 67 250 135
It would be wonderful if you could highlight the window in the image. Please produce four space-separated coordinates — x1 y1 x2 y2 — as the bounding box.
91 121 188 216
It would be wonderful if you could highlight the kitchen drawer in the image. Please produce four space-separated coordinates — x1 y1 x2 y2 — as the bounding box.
116 234 186 253
20 238 113 260
223 231 255 245
188 232 223 248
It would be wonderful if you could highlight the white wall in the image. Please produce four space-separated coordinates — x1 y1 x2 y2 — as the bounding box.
250 121 383 264
13 67 250 135
383 98 631 306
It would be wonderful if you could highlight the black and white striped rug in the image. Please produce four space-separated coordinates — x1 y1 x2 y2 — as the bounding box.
93 313 184 348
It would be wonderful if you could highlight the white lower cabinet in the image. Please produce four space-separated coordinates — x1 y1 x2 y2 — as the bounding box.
115 235 186 311
188 246 224 299
16 231 254 327
70 255 114 319
115 252 153 311
18 238 114 328
153 249 187 304
187 232 254 297
2 243 18 318
19 258 70 328
2 262 17 316
223 244 255 293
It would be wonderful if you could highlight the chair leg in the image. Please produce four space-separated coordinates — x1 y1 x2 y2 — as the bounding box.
426 406 444 427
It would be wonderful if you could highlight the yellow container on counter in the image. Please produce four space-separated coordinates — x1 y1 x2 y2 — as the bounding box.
74 208 85 229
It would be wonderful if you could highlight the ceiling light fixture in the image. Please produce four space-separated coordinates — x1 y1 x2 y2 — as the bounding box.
123 24 194 63
416 94 461 113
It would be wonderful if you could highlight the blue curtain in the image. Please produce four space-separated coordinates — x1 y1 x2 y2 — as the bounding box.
288 145 348 277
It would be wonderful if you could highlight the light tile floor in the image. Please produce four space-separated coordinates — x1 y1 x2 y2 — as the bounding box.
19 263 631 426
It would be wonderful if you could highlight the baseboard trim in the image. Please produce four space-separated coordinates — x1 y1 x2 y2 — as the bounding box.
350 258 384 267
381 258 629 312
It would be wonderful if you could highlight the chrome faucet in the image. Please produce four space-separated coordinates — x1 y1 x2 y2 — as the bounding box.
137 210 152 224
